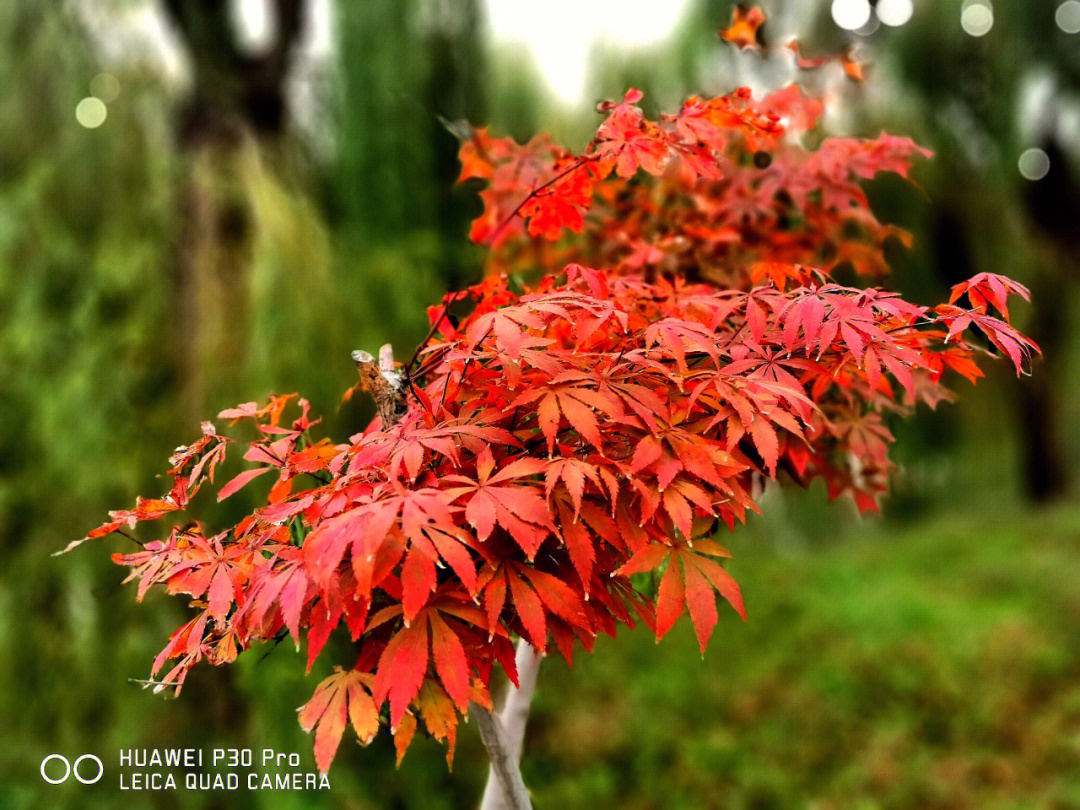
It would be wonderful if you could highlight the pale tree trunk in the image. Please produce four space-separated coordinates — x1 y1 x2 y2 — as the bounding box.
471 640 543 810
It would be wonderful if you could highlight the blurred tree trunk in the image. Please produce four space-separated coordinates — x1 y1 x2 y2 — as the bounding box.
1016 270 1068 501
931 178 1074 503
159 5 306 801
163 0 306 418
1016 137 1080 502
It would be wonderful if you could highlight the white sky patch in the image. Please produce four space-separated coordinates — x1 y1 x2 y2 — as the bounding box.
231 0 277 54
83 1 687 108
483 0 692 105
74 0 191 88
304 0 334 58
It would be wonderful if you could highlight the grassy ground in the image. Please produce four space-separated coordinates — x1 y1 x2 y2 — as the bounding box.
6 379 1079 810
16 488 1078 810
515 490 1080 810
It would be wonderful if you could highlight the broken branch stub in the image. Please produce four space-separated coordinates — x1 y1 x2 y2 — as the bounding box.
352 344 408 428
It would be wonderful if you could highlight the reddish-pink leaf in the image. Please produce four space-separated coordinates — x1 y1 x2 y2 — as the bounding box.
507 570 547 651
681 555 718 652
374 617 430 729
217 466 273 501
401 547 437 623
654 560 685 640
557 501 595 588
429 612 471 711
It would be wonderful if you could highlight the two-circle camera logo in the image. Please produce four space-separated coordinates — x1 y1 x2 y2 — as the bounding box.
40 753 103 785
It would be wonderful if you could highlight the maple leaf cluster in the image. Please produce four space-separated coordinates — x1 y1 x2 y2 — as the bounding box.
461 84 921 285
67 74 1037 775
719 5 867 80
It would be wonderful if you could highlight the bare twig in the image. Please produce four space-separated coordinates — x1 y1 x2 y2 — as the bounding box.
488 156 596 247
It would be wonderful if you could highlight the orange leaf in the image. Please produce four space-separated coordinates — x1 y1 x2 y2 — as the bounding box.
719 5 766 49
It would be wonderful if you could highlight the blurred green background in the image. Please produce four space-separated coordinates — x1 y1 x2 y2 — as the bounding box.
2 1 1079 808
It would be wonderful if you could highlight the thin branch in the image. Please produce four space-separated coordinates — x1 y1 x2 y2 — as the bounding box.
488 157 597 247
116 529 145 547
406 288 477 380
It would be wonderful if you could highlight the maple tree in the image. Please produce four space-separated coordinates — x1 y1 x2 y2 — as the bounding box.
63 11 1038 808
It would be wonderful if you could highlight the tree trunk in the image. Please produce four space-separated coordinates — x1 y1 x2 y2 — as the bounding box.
1016 270 1068 501
163 0 306 418
472 640 542 810
1016 136 1080 501
160 4 308 792
174 139 254 419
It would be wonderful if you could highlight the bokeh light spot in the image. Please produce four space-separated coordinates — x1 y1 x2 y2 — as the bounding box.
960 0 994 36
1056 1 1080 33
832 0 872 30
90 73 120 103
877 0 914 27
75 97 107 129
1018 148 1050 181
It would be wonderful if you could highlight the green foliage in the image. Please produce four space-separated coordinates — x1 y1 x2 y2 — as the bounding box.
0 4 454 804
527 494 1080 810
